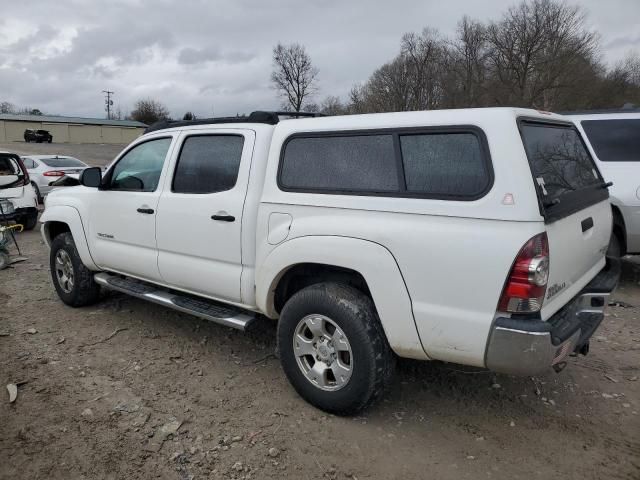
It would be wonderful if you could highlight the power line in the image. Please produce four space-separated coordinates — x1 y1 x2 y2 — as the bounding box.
102 90 114 119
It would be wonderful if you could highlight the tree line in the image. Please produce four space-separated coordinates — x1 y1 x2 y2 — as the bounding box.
273 0 640 114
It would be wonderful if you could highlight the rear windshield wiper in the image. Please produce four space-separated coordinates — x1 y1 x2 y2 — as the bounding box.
598 181 613 189
542 197 561 208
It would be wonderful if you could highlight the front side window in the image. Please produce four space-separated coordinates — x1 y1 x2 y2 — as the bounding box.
400 133 489 196
109 137 172 191
581 119 640 162
280 134 398 192
173 135 245 194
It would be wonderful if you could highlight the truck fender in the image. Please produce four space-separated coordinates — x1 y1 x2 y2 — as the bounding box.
256 235 428 360
40 205 98 270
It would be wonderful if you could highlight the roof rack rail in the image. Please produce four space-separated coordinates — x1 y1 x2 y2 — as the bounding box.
144 110 325 133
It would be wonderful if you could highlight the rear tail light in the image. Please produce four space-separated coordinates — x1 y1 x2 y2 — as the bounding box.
43 170 65 177
498 232 549 313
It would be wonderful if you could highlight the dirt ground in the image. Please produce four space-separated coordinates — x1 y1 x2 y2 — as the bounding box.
0 143 639 480
0 228 638 480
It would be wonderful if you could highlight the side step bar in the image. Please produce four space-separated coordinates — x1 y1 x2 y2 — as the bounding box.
94 272 255 331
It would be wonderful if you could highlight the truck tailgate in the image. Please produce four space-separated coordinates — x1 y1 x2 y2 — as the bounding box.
541 199 611 319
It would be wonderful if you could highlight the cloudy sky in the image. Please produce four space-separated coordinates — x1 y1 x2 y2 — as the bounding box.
0 0 638 119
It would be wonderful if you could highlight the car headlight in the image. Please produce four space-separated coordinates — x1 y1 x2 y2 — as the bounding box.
0 199 15 215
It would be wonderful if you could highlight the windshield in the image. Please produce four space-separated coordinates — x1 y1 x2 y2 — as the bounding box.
581 119 640 162
41 157 86 168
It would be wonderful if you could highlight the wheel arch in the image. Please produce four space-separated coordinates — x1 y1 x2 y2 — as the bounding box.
40 205 98 270
256 235 428 360
611 204 627 256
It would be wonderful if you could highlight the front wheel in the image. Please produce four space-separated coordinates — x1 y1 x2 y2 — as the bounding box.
50 232 100 307
277 283 395 415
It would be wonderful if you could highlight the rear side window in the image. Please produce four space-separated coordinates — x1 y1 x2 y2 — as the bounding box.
279 129 492 199
581 119 640 162
400 133 488 196
280 135 398 192
173 135 245 194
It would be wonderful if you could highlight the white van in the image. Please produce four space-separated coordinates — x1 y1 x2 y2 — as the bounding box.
567 110 640 256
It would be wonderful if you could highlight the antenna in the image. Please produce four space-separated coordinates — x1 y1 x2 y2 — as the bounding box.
102 90 114 119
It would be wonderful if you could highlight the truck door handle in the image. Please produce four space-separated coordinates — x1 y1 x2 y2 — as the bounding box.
137 208 155 214
581 217 594 232
211 214 235 222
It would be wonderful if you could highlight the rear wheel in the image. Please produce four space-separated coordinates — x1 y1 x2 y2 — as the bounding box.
607 232 622 259
50 232 100 307
31 182 42 204
277 283 395 415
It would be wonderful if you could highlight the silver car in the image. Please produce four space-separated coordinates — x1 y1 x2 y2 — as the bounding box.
21 155 90 201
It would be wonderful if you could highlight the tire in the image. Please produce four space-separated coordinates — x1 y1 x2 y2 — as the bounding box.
31 182 42 204
607 232 622 259
48 138 52 143
277 282 395 415
19 212 38 231
50 232 100 307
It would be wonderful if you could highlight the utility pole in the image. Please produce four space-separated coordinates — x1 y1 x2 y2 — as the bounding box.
102 90 114 119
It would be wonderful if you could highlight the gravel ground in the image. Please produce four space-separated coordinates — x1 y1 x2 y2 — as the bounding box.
0 144 639 480
0 227 639 480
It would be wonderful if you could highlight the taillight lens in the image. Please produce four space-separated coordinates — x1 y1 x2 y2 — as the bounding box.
498 233 549 313
43 170 65 177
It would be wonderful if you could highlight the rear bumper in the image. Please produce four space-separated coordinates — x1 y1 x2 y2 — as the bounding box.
485 257 621 376
0 206 37 222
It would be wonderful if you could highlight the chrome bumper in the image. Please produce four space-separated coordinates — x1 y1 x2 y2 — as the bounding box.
485 259 619 376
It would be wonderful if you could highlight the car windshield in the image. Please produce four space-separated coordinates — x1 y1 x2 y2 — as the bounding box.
41 157 86 168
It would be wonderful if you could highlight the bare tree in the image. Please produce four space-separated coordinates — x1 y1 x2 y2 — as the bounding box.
320 95 348 115
271 43 319 112
0 101 15 114
183 111 196 120
130 99 170 125
486 0 598 109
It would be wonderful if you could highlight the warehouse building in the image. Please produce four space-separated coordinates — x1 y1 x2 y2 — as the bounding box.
0 114 147 144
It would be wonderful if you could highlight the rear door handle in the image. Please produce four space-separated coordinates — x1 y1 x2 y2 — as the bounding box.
137 208 155 214
581 217 594 232
211 214 235 222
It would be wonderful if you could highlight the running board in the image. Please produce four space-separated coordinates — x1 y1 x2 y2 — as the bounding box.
93 272 255 331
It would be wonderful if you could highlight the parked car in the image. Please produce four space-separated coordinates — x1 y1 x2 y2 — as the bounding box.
40 108 619 414
0 151 39 230
22 155 90 202
565 110 640 257
24 129 53 143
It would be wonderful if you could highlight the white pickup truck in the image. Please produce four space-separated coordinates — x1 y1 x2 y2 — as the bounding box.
41 108 619 414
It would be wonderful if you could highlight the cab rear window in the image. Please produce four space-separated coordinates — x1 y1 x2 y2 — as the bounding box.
520 120 607 221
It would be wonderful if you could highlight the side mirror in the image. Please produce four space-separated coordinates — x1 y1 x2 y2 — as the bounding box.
80 167 102 188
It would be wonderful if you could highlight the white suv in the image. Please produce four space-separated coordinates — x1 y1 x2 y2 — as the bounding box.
40 108 619 414
567 111 640 256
